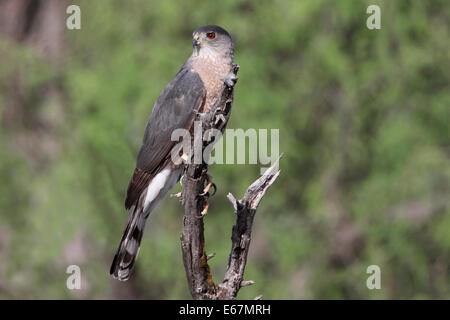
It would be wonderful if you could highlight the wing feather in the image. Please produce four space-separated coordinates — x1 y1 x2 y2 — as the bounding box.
125 67 206 209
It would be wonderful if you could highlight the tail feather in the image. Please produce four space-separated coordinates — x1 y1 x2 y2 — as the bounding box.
110 205 147 281
110 166 183 281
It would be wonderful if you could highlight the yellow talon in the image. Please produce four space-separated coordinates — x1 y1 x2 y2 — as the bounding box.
201 202 209 215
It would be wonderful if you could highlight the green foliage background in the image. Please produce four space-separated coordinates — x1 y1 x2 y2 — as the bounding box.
0 0 448 299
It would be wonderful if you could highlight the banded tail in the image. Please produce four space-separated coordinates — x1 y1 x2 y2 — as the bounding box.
110 166 183 281
110 204 147 281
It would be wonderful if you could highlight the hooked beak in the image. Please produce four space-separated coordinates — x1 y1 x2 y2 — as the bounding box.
193 33 201 49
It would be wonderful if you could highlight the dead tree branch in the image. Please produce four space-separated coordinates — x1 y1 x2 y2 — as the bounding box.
180 64 282 299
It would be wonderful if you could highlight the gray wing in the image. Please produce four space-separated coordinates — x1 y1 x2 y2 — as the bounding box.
125 67 206 209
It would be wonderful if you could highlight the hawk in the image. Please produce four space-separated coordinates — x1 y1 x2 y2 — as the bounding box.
110 25 235 281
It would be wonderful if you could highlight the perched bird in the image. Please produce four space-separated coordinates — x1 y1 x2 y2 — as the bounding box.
110 25 235 281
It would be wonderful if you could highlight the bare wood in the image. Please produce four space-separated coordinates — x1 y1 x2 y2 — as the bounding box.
217 155 281 299
180 63 282 299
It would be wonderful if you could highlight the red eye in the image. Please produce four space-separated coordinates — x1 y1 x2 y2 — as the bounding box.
206 32 215 39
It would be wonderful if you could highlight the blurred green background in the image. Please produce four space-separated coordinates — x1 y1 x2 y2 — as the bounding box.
0 0 448 299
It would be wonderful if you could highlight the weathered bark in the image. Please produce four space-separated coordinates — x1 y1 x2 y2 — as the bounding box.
180 64 282 299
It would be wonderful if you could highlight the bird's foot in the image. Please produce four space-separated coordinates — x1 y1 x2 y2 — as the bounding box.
201 202 210 216
200 181 216 197
200 174 216 197
199 174 216 216
170 192 182 198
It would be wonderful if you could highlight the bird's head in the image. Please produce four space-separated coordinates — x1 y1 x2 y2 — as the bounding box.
192 25 234 59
